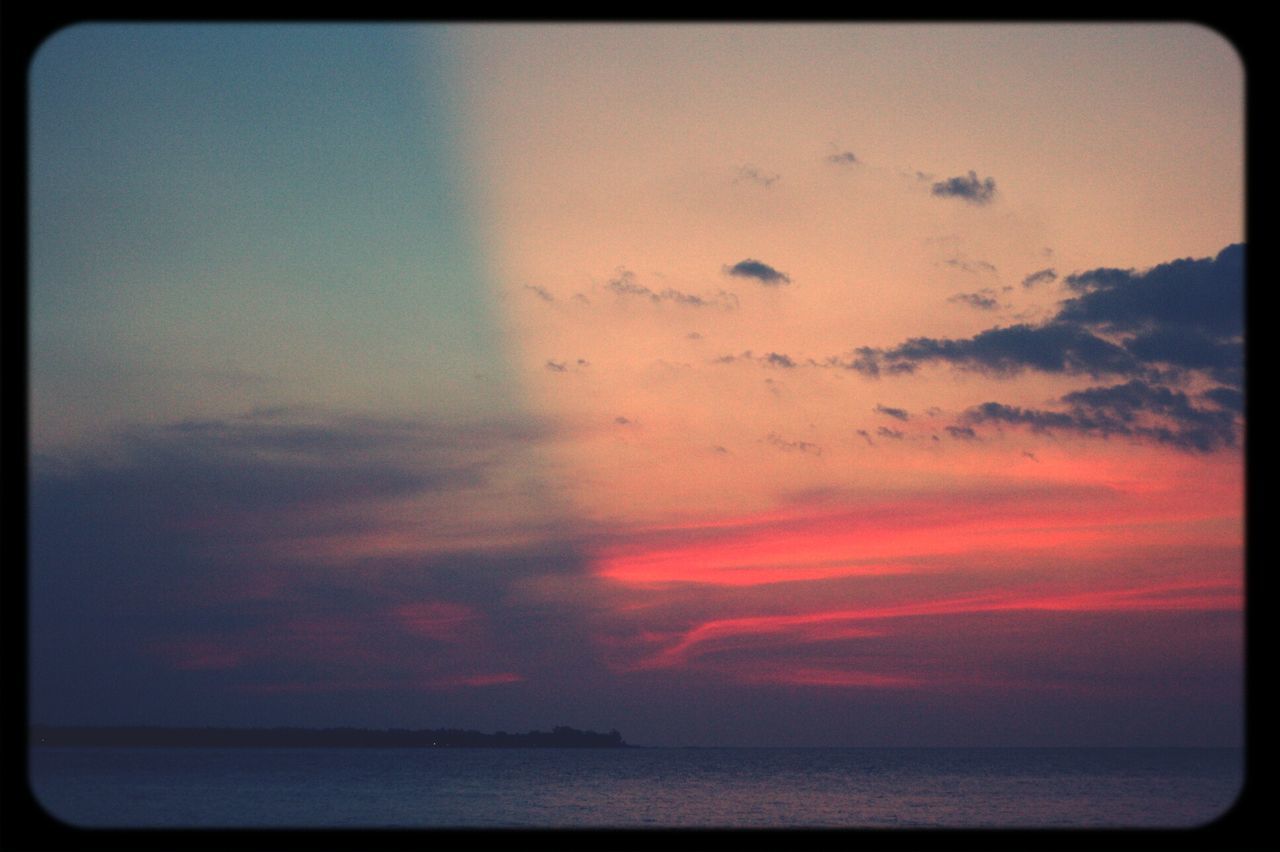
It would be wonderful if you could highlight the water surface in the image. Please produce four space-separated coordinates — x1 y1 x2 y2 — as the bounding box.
29 746 1242 829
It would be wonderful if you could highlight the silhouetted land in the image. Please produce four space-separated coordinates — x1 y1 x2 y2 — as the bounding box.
29 725 629 749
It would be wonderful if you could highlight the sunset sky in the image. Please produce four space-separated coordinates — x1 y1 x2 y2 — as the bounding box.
28 23 1245 746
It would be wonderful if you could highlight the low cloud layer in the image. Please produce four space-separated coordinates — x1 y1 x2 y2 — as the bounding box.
28 408 612 726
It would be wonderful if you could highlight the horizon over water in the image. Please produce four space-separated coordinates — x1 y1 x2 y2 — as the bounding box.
29 744 1243 829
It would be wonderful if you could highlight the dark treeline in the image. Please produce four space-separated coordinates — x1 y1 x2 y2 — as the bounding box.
30 724 629 749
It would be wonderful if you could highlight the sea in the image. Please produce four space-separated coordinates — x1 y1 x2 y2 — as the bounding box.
28 745 1243 830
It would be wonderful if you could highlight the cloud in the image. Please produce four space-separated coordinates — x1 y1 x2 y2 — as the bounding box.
706 244 1242 452
944 257 998 275
856 429 874 445
524 284 554 302
1057 243 1243 340
876 426 905 440
826 151 858 165
711 350 805 370
735 165 779 187
724 259 792 286
545 360 567 372
963 379 1240 453
931 171 997 205
765 432 822 455
945 426 978 441
875 322 1140 378
1021 268 1058 288
948 290 1000 311
1202 386 1243 414
607 269 738 309
858 239 1244 455
849 244 1243 389
29 408 615 724
875 405 910 422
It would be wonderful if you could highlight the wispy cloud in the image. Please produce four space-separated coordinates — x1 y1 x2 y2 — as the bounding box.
735 164 780 187
765 432 822 455
944 257 998 275
606 269 738 309
948 290 1001 311
1021 268 1058 288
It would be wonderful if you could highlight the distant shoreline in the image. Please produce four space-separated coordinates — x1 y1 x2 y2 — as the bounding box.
29 725 631 749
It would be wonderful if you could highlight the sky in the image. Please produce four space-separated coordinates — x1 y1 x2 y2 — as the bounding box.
27 22 1245 747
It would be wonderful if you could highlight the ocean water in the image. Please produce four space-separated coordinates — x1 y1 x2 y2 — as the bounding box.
28 746 1242 829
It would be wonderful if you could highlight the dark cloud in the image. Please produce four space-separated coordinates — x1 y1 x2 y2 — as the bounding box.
1202 386 1243 414
545 360 567 372
1021 268 1058 288
765 352 797 368
948 290 1000 311
963 379 1240 453
1057 244 1243 339
614 416 632 425
931 171 997 205
847 244 1243 397
1122 327 1241 387
945 426 978 441
32 410 544 534
525 285 554 302
826 151 859 165
1062 267 1138 294
877 322 1140 378
875 405 910 421
876 426 905 440
724 259 791 286
856 429 874 445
